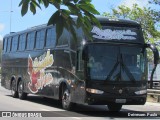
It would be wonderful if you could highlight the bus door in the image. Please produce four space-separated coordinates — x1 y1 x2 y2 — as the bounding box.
71 50 86 104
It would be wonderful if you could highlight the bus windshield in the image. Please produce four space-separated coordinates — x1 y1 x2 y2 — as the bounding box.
87 44 145 82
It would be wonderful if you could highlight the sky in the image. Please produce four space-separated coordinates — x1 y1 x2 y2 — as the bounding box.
0 0 151 40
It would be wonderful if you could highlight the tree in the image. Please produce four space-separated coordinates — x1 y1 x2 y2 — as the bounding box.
148 0 160 89
149 0 160 6
103 4 160 42
148 0 160 27
19 0 101 41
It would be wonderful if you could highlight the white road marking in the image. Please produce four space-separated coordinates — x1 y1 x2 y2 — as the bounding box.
40 108 51 111
40 109 82 118
71 117 82 120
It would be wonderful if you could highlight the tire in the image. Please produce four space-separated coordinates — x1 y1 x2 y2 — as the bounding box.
107 104 122 112
11 80 18 98
62 88 73 110
18 80 27 100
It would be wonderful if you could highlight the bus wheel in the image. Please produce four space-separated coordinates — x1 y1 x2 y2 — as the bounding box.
18 81 27 100
107 104 122 112
11 80 18 98
62 88 73 110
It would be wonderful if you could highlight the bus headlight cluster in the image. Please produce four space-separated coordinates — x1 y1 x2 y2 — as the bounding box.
135 90 147 95
86 88 104 94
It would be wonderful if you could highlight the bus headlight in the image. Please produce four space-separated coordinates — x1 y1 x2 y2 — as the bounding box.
135 90 147 95
86 88 104 94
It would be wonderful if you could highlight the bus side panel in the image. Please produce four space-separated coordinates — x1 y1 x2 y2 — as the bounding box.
1 53 13 90
54 47 86 104
53 48 85 103
23 50 56 96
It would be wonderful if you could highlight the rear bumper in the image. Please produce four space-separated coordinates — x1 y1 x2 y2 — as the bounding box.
86 93 147 105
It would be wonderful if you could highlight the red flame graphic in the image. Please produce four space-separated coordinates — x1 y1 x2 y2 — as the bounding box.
28 56 40 93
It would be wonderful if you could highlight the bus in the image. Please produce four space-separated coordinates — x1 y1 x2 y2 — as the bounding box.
1 17 159 111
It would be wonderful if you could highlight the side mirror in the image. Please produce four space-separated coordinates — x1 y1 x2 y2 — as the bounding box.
146 44 159 64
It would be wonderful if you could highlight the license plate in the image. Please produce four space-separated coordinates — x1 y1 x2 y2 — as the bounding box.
115 99 126 103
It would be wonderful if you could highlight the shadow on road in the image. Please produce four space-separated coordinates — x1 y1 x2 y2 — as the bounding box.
6 95 160 118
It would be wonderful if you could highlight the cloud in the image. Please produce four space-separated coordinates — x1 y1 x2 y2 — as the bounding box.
119 0 149 8
0 23 5 32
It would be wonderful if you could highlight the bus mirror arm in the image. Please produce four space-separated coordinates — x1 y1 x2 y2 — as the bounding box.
145 44 159 89
145 44 159 65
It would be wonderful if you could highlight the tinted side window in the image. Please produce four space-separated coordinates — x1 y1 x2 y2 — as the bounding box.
71 28 83 49
26 32 35 50
57 29 69 46
46 27 56 48
3 38 8 52
11 35 19 52
7 37 12 52
36 29 45 49
19 34 26 51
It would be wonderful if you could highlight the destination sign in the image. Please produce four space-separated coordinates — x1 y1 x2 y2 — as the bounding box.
91 26 137 40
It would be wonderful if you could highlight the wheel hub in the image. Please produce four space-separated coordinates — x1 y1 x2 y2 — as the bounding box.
62 90 70 107
18 83 23 97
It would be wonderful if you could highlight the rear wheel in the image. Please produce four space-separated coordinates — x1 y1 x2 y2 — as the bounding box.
62 88 73 110
18 80 27 100
107 104 122 112
11 80 18 98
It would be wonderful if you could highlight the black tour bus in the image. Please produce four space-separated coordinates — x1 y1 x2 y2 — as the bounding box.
1 17 159 111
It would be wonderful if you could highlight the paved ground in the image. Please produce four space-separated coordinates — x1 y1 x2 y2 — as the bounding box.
0 82 160 120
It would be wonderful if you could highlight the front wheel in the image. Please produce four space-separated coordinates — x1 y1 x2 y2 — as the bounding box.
18 81 27 100
11 80 18 98
107 104 122 112
62 88 73 110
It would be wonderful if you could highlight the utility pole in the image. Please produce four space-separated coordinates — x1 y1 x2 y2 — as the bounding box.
0 0 13 33
10 0 13 33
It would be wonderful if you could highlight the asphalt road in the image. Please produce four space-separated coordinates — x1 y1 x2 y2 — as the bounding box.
0 83 160 120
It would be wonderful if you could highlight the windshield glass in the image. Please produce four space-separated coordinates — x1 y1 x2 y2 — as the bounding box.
87 44 145 82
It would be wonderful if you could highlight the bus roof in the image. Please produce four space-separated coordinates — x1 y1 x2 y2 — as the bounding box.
4 16 140 38
96 16 139 26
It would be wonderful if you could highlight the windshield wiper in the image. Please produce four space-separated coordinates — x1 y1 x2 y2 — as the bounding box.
105 54 136 82
105 56 119 81
120 54 136 82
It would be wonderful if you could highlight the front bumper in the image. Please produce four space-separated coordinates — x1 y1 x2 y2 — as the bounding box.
85 93 147 105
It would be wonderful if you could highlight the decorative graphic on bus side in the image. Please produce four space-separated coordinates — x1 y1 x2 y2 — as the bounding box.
91 26 137 40
28 50 54 93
